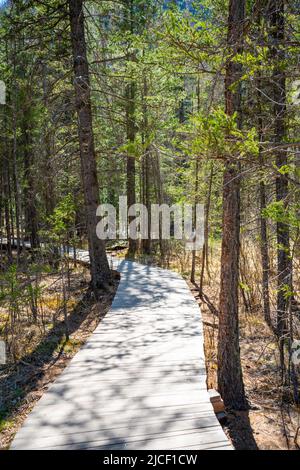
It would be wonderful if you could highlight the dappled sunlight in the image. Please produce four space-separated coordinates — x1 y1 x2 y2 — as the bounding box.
11 260 230 450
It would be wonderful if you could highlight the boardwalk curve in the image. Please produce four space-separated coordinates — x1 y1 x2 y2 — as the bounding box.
11 258 231 450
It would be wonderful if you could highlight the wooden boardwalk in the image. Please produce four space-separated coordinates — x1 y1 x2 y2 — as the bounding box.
11 258 231 450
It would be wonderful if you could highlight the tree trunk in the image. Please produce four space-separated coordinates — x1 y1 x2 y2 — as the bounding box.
42 64 56 220
7 156 14 245
2 151 12 263
199 163 213 295
259 177 272 326
190 158 199 284
126 79 137 256
69 0 111 292
12 109 21 259
23 119 40 250
217 0 248 410
191 77 200 284
258 121 272 328
126 0 137 257
153 149 165 260
269 1 291 367
11 73 21 258
257 67 272 327
141 73 151 255
254 5 272 330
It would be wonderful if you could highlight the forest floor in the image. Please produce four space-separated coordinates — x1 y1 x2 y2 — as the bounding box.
0 262 119 450
189 283 300 450
1 248 299 450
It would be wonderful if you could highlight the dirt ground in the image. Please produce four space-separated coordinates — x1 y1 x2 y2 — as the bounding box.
189 284 300 450
0 265 119 450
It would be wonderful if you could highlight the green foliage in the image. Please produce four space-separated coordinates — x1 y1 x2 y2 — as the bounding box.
280 283 296 301
0 265 22 308
262 201 300 231
48 195 76 243
0 264 48 321
180 108 259 160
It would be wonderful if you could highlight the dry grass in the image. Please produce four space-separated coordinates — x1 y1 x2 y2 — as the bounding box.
199 294 300 449
186 240 300 450
0 266 90 363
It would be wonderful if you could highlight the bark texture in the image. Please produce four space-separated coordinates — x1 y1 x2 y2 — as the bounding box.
269 1 291 353
69 0 111 292
217 0 248 410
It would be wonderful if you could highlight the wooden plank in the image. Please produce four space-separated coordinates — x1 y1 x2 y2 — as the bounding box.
208 389 225 413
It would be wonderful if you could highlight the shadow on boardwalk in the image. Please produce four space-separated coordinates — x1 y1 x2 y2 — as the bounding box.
10 260 232 450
